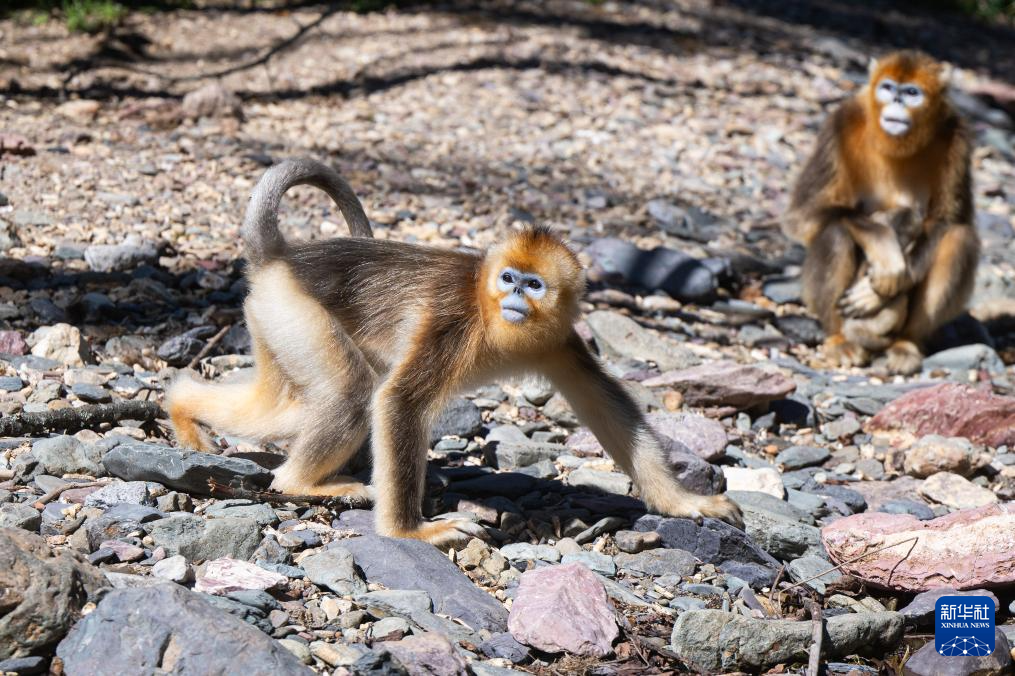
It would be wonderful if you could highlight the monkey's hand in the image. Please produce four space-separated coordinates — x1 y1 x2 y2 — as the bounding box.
838 276 888 318
868 256 911 298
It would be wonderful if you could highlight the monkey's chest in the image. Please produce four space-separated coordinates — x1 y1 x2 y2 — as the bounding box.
858 184 929 216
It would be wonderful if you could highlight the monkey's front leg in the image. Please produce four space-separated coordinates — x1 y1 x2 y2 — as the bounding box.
542 333 743 529
371 377 486 548
843 216 910 298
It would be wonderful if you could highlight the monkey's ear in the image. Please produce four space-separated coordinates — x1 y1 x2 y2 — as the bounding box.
867 57 879 77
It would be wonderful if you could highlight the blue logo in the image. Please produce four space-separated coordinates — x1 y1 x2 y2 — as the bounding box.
935 595 995 657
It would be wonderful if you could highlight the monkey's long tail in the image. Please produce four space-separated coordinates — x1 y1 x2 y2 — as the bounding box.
242 157 373 266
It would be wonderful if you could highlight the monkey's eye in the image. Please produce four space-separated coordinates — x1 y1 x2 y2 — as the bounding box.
501 272 513 284
527 279 543 290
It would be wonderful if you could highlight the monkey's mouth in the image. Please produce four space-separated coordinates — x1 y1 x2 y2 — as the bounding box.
880 114 911 137
501 307 528 323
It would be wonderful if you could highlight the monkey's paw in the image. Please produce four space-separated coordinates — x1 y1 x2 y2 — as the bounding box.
885 340 923 375
838 277 886 317
649 493 744 530
869 262 910 298
822 335 870 368
387 518 489 549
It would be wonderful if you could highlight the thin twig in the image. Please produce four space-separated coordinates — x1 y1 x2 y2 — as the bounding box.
767 562 786 610
805 599 823 676
188 324 233 369
783 536 920 593
34 480 112 508
205 478 371 509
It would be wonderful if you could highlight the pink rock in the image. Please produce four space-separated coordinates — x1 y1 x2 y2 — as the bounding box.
508 562 618 656
194 557 287 596
98 539 145 563
0 331 27 356
642 360 795 409
381 633 468 676
867 383 1015 447
647 412 728 462
821 503 1015 592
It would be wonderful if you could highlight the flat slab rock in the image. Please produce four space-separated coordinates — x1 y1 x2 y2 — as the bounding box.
642 360 795 409
56 583 310 675
633 514 779 568
671 609 904 673
102 443 273 495
866 382 1015 447
335 535 508 633
508 562 618 657
821 503 1015 591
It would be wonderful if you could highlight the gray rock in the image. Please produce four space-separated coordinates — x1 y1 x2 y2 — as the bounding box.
370 616 411 641
485 442 564 470
903 627 1011 676
561 551 617 577
500 543 561 562
0 376 24 392
775 315 823 346
727 490 814 525
300 547 366 595
430 397 484 445
614 530 661 554
717 561 777 589
84 481 157 510
70 383 111 404
84 503 164 550
338 535 508 632
205 500 279 527
648 412 728 463
32 436 104 477
666 447 726 495
899 587 1000 626
152 555 192 583
0 503 42 531
381 633 468 676
102 443 272 495
633 514 780 568
878 499 936 520
156 335 205 366
762 276 802 304
615 548 696 577
147 514 262 561
0 656 46 675
355 589 473 641
56 584 310 675
567 468 632 495
478 632 530 663
775 445 830 470
0 528 107 661
923 344 1006 375
787 555 842 595
585 310 698 370
740 505 824 561
671 609 904 673
83 237 158 273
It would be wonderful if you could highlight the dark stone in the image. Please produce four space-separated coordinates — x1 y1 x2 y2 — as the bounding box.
775 445 830 471
903 627 1010 675
585 237 717 301
70 383 112 404
102 443 272 495
0 528 107 661
199 593 274 634
878 499 936 521
801 484 867 513
0 656 47 675
478 632 530 663
718 560 779 589
775 315 823 346
56 584 311 675
430 397 484 445
770 396 817 427
84 503 164 550
632 514 779 567
336 535 509 632
156 335 204 366
449 472 538 498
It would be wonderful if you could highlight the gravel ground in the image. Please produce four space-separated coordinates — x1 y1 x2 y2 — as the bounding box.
1 2 1014 674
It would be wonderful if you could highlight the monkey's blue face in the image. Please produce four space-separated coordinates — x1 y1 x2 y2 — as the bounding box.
875 78 924 136
497 267 547 323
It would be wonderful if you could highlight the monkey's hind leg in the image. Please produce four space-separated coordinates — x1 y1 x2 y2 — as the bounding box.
247 263 375 500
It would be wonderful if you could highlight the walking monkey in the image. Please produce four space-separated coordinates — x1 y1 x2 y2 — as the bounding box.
168 158 742 547
784 51 979 374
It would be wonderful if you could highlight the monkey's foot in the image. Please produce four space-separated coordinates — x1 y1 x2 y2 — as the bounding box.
838 277 886 317
270 475 374 502
384 518 488 549
647 493 744 531
822 335 870 368
885 340 923 375
171 416 216 453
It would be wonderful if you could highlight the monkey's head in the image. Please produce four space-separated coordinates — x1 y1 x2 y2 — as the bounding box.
866 51 951 156
482 227 585 351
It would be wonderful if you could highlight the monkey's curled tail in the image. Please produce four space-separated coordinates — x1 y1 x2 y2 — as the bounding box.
242 157 373 266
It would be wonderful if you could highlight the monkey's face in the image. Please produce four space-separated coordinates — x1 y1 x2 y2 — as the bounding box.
867 52 948 147
496 267 546 324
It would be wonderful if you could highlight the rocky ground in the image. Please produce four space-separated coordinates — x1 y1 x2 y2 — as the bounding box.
2 1 1015 674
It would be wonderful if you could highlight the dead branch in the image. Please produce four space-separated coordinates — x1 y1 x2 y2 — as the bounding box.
187 323 232 369
0 400 165 437
805 599 823 676
206 478 372 509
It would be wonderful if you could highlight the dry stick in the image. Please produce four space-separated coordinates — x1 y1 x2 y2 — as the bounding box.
205 478 371 509
0 400 165 437
783 536 921 593
187 324 233 370
805 599 823 676
34 479 112 508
